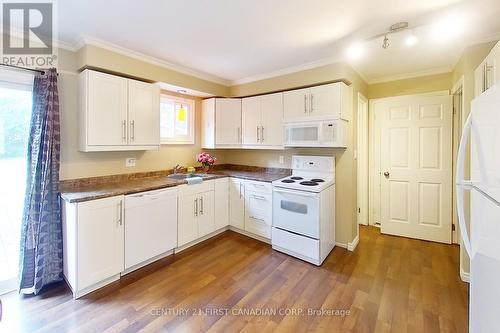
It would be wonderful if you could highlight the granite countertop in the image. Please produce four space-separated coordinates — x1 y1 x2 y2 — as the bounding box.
59 166 290 203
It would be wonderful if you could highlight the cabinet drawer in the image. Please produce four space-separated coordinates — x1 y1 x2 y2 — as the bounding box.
178 180 214 196
244 180 272 193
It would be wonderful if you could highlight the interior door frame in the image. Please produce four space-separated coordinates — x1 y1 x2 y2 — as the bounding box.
368 90 452 228
357 93 369 226
451 76 465 245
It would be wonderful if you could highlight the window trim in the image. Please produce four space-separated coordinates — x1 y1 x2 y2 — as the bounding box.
160 94 195 145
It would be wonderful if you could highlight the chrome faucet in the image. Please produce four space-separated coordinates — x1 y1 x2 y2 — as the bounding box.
173 164 185 174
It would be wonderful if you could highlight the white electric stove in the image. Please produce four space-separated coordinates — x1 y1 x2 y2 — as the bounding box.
271 155 336 266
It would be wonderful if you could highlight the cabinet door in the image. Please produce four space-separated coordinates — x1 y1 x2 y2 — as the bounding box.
283 88 309 121
124 189 177 270
77 196 124 290
128 80 160 146
310 83 341 118
229 178 245 229
214 178 229 229
178 194 198 246
475 60 486 97
198 191 215 237
245 190 272 238
215 99 242 146
242 96 261 145
201 98 216 149
260 93 283 147
87 71 128 146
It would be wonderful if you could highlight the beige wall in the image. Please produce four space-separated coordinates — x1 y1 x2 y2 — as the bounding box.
368 72 452 99
77 44 229 97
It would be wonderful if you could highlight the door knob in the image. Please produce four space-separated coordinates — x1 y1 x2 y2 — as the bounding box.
383 171 390 178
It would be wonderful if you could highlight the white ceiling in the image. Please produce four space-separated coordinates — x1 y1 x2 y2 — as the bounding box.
52 0 500 84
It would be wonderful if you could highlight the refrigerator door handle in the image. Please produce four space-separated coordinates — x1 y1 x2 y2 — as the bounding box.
456 112 473 257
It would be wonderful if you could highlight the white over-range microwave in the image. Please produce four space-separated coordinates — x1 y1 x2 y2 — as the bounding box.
284 119 347 148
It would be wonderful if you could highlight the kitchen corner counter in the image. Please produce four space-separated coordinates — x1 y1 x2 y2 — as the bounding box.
59 165 290 203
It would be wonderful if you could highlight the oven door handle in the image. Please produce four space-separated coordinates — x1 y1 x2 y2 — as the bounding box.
273 188 319 197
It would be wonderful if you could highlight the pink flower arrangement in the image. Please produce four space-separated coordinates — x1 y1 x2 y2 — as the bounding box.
197 152 216 167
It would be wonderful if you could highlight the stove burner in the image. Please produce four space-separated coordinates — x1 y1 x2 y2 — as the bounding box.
300 181 319 186
290 176 303 180
311 179 325 182
281 179 295 183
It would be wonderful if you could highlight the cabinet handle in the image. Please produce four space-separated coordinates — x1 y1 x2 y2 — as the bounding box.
261 126 264 142
486 65 494 90
130 120 135 141
304 95 307 113
249 215 265 222
117 200 123 226
121 120 126 141
199 196 204 215
310 94 313 113
256 126 260 142
239 183 243 198
483 63 488 93
194 198 198 216
252 194 266 201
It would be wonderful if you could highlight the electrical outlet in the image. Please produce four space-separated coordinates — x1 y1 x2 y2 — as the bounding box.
279 155 284 164
126 158 136 167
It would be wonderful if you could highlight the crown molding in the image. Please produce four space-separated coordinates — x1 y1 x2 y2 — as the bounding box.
72 35 231 86
366 66 453 84
229 55 344 86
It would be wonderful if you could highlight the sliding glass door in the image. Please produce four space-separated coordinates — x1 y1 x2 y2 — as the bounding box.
0 70 33 295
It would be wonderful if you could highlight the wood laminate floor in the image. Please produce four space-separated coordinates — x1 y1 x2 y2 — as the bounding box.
0 226 468 333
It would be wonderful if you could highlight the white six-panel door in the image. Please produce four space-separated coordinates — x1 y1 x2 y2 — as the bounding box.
379 94 452 243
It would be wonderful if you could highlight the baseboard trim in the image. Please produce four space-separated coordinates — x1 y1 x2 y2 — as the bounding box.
348 234 360 252
460 268 470 283
175 226 229 253
335 242 347 249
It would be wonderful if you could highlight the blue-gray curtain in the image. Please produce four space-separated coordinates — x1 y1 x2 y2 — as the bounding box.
19 68 62 295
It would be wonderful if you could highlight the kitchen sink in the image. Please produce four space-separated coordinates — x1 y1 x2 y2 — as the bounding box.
167 173 208 180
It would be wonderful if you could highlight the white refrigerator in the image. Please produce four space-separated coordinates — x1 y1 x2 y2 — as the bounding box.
456 83 500 333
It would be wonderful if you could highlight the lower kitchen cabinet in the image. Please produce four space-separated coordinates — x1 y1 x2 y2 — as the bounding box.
214 178 229 229
177 180 215 246
244 181 272 238
229 177 245 229
124 188 178 271
62 195 125 298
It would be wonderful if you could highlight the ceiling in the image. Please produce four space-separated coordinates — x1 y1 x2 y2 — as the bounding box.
52 0 500 84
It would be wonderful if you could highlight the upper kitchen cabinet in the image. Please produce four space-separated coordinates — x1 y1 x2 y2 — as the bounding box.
242 93 283 149
79 69 160 152
201 98 242 148
475 42 500 97
283 82 351 122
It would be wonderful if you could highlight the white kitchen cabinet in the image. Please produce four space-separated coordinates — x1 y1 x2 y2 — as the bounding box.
214 178 229 229
244 181 272 238
177 181 215 246
474 42 500 97
79 69 160 151
197 190 215 237
283 82 350 122
128 79 160 146
201 98 242 148
242 93 283 149
229 177 245 229
242 96 261 145
260 93 284 147
124 188 177 271
62 195 124 298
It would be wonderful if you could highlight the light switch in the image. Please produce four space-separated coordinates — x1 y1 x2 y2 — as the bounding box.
126 158 136 167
